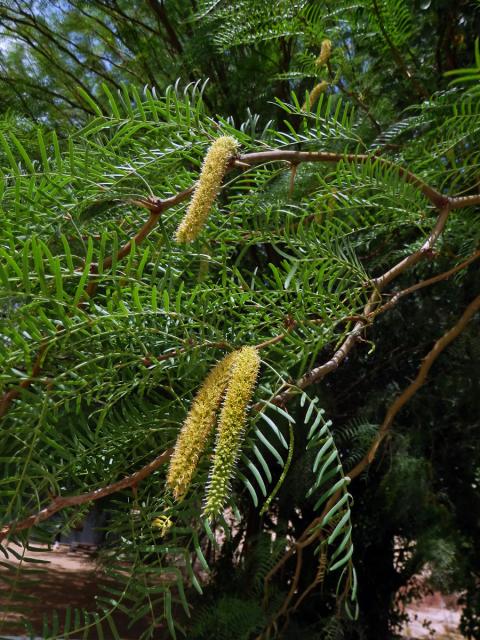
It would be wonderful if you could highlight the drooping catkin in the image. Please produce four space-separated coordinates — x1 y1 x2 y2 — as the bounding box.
203 346 261 518
302 81 329 111
316 39 332 68
166 351 237 500
174 136 239 243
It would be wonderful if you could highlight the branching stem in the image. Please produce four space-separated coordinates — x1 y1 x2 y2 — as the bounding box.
1 145 478 541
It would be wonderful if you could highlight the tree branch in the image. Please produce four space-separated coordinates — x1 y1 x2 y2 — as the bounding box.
0 449 173 543
236 151 449 209
270 205 452 406
348 291 480 480
372 249 480 317
261 292 480 631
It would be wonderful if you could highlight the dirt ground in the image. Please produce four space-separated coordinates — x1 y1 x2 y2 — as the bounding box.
0 544 151 639
403 595 464 639
0 544 467 639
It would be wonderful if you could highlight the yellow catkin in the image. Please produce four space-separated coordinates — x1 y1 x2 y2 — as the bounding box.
166 351 237 500
151 515 174 537
174 136 239 243
302 81 329 111
203 346 261 518
315 39 332 68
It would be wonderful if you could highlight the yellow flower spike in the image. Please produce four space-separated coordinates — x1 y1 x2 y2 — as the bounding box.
166 351 237 500
302 81 329 111
315 39 332 68
203 346 261 518
175 136 239 243
152 515 174 537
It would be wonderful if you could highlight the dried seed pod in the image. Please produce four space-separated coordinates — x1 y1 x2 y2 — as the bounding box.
175 136 239 243
316 39 332 68
302 81 329 111
166 351 237 499
203 346 261 518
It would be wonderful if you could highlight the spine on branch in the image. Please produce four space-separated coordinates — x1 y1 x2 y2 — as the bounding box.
174 136 239 243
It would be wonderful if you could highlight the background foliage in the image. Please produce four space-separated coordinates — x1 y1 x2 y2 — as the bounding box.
0 1 479 638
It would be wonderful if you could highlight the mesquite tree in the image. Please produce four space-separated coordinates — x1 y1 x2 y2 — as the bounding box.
0 2 480 639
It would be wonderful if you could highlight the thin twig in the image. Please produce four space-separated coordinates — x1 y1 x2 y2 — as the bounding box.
261 292 480 631
269 206 451 406
0 449 173 543
348 292 480 480
372 249 480 317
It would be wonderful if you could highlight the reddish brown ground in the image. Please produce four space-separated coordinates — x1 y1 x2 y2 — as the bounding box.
402 592 465 639
0 544 152 639
0 544 466 639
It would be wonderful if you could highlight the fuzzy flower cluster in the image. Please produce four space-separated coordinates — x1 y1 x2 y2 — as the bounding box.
174 136 239 243
166 351 236 499
203 346 260 518
316 39 332 67
166 346 260 518
302 80 329 111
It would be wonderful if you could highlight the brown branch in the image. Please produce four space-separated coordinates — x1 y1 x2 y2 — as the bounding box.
348 292 480 480
0 448 173 543
372 249 480 317
372 205 451 289
255 333 288 350
449 193 480 209
262 292 480 632
236 151 449 209
269 205 451 406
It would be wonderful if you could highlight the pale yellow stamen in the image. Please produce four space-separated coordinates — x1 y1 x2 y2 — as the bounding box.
203 346 261 518
302 81 329 111
166 351 237 499
316 39 332 68
175 136 239 243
